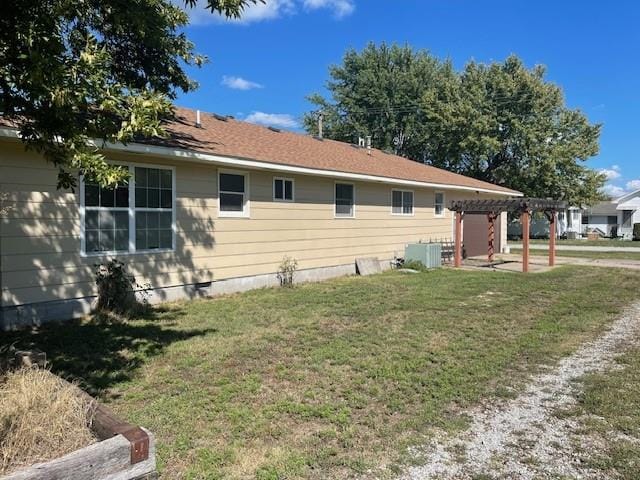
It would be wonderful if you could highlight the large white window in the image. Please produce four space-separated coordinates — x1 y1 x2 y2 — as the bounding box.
434 192 445 217
81 164 175 255
335 183 355 218
392 189 414 215
219 171 249 217
273 177 294 202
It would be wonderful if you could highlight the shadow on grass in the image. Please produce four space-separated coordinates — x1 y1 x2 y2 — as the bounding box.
3 306 214 397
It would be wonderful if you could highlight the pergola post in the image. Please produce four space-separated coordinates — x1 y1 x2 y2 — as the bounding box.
454 211 463 267
549 210 556 267
487 213 496 263
521 210 530 273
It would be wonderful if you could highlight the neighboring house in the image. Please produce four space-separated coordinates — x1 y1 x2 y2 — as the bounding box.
507 207 583 239
507 190 640 240
0 108 519 329
582 190 640 239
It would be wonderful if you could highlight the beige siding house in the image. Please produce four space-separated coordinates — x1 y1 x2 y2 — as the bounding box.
0 108 519 329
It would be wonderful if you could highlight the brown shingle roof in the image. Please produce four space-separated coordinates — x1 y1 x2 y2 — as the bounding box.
158 107 519 195
0 107 520 195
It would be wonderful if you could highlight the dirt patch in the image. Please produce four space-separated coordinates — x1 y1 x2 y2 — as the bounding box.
399 301 640 480
0 368 97 475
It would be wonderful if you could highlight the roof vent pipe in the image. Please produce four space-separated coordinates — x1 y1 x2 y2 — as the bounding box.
317 111 323 139
195 109 202 128
366 135 372 155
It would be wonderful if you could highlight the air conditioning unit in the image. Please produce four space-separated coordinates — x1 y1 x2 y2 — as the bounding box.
404 243 442 269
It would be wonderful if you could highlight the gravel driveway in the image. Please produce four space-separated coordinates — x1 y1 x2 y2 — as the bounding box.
398 302 640 480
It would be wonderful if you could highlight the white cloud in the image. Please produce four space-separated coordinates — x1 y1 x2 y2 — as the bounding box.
602 183 627 198
626 179 640 191
303 0 355 18
183 0 294 25
598 167 621 181
245 111 299 129
221 75 263 90
181 0 353 25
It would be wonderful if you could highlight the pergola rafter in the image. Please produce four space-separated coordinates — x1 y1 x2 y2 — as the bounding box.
450 198 567 273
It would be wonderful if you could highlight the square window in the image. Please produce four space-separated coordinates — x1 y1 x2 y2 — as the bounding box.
274 178 294 201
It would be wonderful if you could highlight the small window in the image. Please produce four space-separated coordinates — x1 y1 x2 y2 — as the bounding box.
219 171 248 217
335 183 354 218
392 189 414 215
274 177 294 202
434 192 445 217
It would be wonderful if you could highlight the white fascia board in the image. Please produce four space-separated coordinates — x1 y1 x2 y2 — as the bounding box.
0 126 521 197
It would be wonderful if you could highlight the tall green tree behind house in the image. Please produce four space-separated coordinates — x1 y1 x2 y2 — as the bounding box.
305 43 605 205
0 0 259 189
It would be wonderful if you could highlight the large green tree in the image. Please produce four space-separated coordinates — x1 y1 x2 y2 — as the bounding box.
305 43 604 205
0 0 258 189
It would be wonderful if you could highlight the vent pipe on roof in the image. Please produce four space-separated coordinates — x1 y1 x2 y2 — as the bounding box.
317 111 323 139
195 109 202 128
366 135 372 155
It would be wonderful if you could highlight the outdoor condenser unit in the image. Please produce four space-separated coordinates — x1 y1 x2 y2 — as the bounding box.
404 243 442 269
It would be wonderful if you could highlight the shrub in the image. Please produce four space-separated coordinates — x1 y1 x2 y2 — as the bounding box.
94 259 150 316
401 260 428 272
634 223 640 241
277 256 298 287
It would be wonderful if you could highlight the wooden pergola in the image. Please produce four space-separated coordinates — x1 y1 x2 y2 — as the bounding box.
449 198 567 273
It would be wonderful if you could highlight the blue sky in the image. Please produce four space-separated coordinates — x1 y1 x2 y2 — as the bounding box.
177 0 640 197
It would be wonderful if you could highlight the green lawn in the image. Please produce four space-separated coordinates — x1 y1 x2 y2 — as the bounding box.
528 239 640 248
6 266 640 479
570 347 640 479
511 248 640 261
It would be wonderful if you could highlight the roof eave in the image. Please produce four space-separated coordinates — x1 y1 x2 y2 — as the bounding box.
0 126 522 197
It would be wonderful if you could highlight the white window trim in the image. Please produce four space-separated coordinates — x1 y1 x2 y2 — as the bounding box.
334 181 356 219
80 162 177 257
391 188 415 216
434 191 446 218
218 168 250 218
273 176 295 202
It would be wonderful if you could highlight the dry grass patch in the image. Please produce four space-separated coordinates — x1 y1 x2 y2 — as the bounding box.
0 368 97 475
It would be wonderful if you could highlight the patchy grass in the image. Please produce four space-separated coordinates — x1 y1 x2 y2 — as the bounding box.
511 248 640 261
6 266 640 479
527 239 639 248
571 347 640 479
